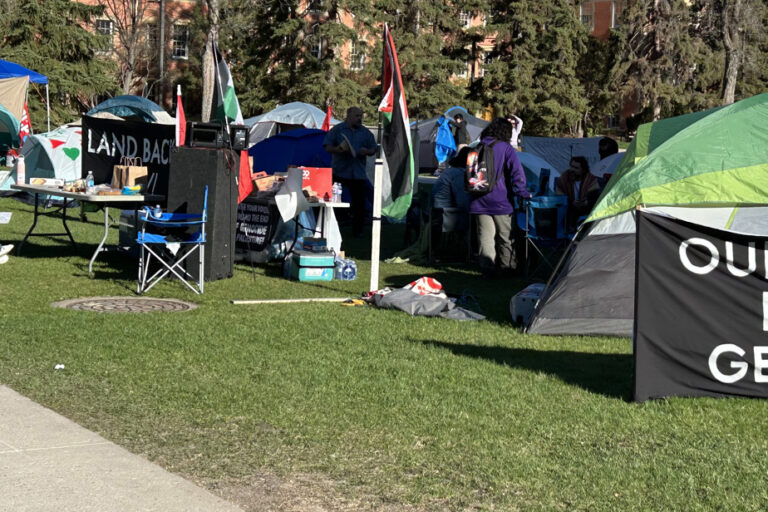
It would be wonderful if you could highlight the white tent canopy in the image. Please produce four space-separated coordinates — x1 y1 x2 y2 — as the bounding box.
244 102 339 147
1 124 81 192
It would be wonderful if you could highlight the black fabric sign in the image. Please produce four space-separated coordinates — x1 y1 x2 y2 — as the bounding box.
634 210 768 402
81 115 174 194
236 197 279 252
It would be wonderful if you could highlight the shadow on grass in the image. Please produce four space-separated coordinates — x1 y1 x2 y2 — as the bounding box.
417 339 633 400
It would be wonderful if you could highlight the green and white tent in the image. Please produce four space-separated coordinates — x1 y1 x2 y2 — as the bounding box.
527 92 768 337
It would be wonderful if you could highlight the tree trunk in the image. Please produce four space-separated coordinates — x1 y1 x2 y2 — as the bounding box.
721 0 743 105
201 0 219 122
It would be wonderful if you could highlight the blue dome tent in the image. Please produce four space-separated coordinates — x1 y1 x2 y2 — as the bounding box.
87 95 174 124
248 128 331 174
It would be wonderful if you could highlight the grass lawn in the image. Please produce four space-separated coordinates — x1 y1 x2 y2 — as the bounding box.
1 195 767 511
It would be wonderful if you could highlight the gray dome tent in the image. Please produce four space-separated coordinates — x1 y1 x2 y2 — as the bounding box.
412 106 488 172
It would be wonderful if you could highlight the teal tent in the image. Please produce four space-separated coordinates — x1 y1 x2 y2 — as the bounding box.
0 103 21 150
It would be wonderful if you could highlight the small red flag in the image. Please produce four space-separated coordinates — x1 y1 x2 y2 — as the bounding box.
238 150 253 203
176 85 186 146
321 104 333 131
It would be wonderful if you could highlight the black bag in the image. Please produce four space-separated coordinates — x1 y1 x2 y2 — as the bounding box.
464 141 498 197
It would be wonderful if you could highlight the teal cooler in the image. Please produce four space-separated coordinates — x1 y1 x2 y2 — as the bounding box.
290 250 335 281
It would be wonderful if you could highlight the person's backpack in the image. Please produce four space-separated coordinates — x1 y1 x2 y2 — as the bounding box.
465 141 498 197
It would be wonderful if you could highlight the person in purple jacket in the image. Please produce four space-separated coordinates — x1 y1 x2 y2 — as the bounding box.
470 118 531 278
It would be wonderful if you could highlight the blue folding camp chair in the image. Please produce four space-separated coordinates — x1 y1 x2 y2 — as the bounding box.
520 195 568 277
137 186 208 294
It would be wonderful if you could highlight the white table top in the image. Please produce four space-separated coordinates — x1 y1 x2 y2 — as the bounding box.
310 200 350 208
11 184 163 203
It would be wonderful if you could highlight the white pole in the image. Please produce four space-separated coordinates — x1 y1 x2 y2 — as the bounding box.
45 84 50 132
231 297 349 305
369 158 383 292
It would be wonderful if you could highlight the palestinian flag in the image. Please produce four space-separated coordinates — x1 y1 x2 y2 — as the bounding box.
377 24 414 220
213 42 243 124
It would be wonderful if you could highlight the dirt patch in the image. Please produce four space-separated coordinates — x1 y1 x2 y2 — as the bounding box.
201 472 422 512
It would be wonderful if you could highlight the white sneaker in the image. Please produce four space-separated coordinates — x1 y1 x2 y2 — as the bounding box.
0 244 13 257
0 255 8 264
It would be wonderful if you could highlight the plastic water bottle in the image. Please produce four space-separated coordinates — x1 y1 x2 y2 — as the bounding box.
153 204 162 218
15 155 25 185
85 171 95 193
332 182 342 203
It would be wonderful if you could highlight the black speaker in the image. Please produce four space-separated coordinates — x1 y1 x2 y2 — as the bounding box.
167 146 238 281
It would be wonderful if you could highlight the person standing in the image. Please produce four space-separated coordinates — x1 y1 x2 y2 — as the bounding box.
323 107 377 237
470 118 531 278
507 113 523 149
447 113 470 151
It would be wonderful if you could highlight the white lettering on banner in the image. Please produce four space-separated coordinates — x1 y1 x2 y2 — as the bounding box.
764 292 768 332
709 344 748 383
87 130 139 158
143 139 173 164
161 139 170 164
126 136 138 158
97 132 111 156
726 242 756 277
680 238 765 277
680 238 719 275
755 347 768 383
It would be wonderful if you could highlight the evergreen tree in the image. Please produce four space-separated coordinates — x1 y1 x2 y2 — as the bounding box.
473 0 590 136
219 0 374 118
610 0 707 122
0 0 118 128
365 0 480 120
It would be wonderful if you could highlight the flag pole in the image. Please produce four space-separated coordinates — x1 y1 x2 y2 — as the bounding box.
370 113 384 292
369 25 388 293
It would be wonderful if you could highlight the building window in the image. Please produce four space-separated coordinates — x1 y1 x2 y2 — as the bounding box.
481 52 493 77
172 24 189 60
459 11 471 28
96 19 114 48
349 42 365 71
611 0 623 28
456 62 468 79
580 1 594 30
308 35 323 59
96 19 113 36
146 24 159 50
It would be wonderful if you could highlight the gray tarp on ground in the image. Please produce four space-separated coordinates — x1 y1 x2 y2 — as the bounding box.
526 233 635 337
373 288 485 321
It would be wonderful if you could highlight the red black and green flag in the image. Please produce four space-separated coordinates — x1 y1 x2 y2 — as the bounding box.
377 24 414 220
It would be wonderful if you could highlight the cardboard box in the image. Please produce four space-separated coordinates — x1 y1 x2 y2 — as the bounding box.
289 250 335 282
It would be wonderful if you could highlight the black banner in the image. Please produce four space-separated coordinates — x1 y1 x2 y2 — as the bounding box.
236 197 279 253
634 210 768 401
81 115 174 194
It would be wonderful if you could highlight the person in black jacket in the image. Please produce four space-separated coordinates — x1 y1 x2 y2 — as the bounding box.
447 113 470 150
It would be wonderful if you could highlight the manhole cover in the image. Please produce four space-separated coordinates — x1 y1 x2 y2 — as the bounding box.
52 297 198 313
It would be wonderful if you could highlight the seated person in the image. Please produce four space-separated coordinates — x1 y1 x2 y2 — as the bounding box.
556 156 600 231
430 147 471 257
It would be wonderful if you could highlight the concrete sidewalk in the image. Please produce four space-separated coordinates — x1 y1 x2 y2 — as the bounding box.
0 385 243 512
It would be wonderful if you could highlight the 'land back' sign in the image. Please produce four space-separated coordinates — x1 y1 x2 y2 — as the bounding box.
634 210 768 401
81 115 174 191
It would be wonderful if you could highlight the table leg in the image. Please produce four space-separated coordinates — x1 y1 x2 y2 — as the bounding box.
16 193 39 255
88 205 110 275
61 200 77 249
16 195 78 255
